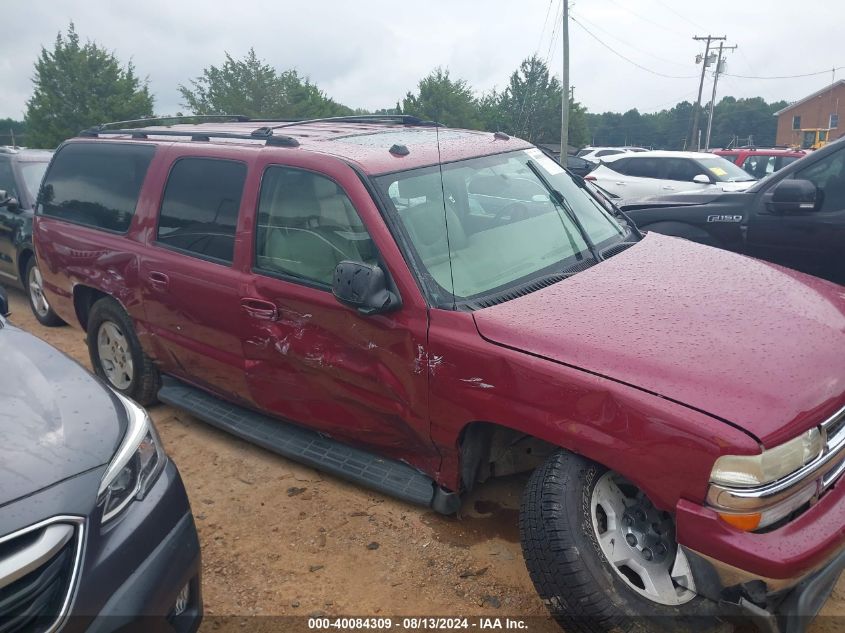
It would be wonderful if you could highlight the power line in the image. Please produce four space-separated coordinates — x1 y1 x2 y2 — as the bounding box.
723 66 844 80
570 16 697 79
516 0 561 138
650 0 707 31
602 0 688 41
571 11 691 69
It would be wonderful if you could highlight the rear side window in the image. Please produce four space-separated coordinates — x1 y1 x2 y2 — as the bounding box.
156 158 247 264
38 143 154 232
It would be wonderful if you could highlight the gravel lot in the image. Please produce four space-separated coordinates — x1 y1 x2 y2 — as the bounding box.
5 286 843 632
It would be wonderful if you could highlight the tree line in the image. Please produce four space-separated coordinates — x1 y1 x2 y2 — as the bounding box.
8 23 785 152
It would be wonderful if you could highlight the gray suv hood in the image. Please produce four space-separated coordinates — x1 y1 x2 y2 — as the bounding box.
0 322 125 507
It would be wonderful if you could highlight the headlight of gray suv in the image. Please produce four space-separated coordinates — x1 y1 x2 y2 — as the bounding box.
98 392 166 523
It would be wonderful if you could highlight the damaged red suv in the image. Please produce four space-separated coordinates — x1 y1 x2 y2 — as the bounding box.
34 116 845 632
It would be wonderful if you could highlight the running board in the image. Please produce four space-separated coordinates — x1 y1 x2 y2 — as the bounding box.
158 377 460 514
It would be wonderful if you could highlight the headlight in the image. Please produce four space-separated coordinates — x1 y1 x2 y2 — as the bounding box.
707 428 824 531
98 392 166 523
710 428 822 487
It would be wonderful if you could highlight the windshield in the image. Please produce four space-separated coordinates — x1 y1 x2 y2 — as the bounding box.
374 149 628 302
696 156 756 183
19 162 48 200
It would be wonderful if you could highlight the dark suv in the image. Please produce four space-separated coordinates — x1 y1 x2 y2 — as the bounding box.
34 116 845 632
0 287 202 632
0 147 62 325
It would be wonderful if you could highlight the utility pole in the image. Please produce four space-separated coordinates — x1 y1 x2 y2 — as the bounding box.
688 35 725 150
704 42 737 150
560 0 569 165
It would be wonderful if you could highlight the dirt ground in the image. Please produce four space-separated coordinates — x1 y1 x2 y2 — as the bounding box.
5 286 844 632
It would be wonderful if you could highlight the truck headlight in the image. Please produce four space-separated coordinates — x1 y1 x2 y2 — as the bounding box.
707 428 823 531
710 429 822 487
98 392 166 523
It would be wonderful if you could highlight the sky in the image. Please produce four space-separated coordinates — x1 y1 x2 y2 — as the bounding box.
1 0 843 120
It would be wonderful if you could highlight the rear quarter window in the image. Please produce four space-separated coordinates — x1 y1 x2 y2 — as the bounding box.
37 142 155 233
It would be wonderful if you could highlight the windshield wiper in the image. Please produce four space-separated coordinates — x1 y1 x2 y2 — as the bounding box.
527 160 602 261
570 173 644 240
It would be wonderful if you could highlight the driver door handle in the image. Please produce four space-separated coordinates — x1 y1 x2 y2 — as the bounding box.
241 298 278 320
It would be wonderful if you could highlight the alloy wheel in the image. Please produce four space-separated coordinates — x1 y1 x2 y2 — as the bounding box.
590 470 697 606
97 321 134 390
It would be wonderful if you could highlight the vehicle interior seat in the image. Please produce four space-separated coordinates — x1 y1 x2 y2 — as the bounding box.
259 170 371 284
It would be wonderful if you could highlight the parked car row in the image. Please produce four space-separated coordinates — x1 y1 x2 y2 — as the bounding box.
621 135 845 285
2 116 844 633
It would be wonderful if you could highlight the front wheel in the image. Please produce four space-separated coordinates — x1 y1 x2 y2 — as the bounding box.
25 258 64 326
519 451 725 633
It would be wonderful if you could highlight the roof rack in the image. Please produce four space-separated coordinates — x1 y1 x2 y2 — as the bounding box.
89 114 251 131
252 114 443 131
77 113 443 148
78 126 300 147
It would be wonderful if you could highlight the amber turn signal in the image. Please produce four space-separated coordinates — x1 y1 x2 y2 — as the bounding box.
718 512 762 531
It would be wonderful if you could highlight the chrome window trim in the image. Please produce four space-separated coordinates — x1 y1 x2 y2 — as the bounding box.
0 515 86 633
708 405 845 511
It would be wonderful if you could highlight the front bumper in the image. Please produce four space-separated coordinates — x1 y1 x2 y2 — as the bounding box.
677 474 845 633
67 459 203 633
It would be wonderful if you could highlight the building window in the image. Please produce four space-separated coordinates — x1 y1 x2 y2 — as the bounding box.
831 114 839 129
792 115 801 130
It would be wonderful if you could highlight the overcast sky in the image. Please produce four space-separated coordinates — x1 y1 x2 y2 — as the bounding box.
1 0 842 120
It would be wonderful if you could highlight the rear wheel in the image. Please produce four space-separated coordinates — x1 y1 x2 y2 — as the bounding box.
520 451 726 633
87 297 160 405
25 258 64 326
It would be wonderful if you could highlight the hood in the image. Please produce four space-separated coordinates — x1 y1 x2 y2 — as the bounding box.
0 322 125 506
473 233 845 447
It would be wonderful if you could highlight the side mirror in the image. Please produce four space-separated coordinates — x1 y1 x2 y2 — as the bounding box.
0 190 20 213
769 179 818 213
332 261 400 316
692 174 712 184
0 286 9 317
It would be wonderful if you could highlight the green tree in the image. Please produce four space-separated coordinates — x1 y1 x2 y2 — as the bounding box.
178 49 352 119
25 23 154 148
402 68 482 128
494 56 589 147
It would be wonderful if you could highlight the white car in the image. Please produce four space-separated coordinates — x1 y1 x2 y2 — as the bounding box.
584 150 757 201
575 146 647 161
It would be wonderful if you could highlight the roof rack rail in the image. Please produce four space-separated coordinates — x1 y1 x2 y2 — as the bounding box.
77 126 300 148
86 114 250 132
254 114 443 131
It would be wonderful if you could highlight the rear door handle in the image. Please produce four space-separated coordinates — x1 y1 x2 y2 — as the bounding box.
615 182 626 185
241 298 278 320
662 186 676 190
148 271 169 289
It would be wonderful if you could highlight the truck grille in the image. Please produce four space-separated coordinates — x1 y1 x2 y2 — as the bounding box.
820 406 845 493
0 518 84 633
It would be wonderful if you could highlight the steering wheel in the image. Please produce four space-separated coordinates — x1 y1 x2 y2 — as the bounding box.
494 201 530 221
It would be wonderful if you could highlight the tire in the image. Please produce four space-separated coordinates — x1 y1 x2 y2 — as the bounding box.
87 297 160 405
520 451 727 633
25 258 64 327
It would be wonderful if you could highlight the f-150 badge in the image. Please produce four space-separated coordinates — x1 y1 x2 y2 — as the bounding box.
707 215 743 223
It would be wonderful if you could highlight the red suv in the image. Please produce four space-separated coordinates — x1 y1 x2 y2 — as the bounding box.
34 116 845 632
713 147 807 179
